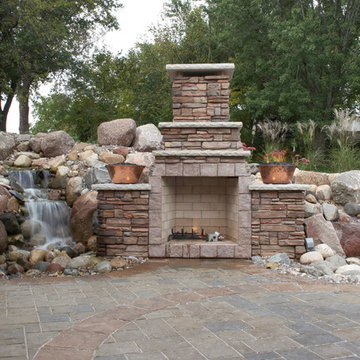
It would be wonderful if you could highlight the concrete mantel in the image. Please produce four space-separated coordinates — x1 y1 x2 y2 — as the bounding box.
92 184 151 191
158 122 243 129
153 150 251 157
249 183 311 191
166 63 235 81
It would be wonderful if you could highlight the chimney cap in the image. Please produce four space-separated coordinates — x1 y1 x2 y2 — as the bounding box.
166 63 235 81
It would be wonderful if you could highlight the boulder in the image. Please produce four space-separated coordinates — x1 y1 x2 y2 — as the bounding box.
14 155 32 167
300 251 324 264
0 133 16 160
312 261 334 276
113 147 130 158
20 220 41 238
67 255 98 269
84 166 111 188
325 254 347 270
6 197 19 212
94 260 112 273
7 263 24 275
29 133 46 153
97 118 136 146
0 221 7 254
304 201 322 218
0 213 20 234
132 123 163 151
29 233 46 247
56 166 70 178
33 261 50 272
266 253 291 265
316 185 331 201
125 152 155 168
344 202 360 217
70 191 98 245
8 248 30 262
331 170 360 205
304 214 345 256
294 171 329 186
46 263 64 273
322 203 339 221
52 254 71 268
335 264 360 275
41 131 75 157
78 150 96 162
66 177 83 206
305 193 318 204
16 141 30 152
314 244 334 258
84 154 99 167
29 249 47 266
47 155 66 172
98 152 125 165
333 222 360 257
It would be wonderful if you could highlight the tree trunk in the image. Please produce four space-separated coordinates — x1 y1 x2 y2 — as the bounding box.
18 78 32 134
0 81 17 132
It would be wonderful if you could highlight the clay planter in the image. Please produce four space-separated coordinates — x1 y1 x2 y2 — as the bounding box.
259 163 296 184
106 163 145 184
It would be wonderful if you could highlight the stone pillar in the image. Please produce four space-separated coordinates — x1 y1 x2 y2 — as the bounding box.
93 184 151 258
249 184 310 259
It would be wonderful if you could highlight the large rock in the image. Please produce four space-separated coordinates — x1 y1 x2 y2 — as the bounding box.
335 264 360 275
304 201 322 218
29 233 46 247
267 253 291 265
8 248 30 262
344 202 360 217
98 152 125 165
94 260 112 273
71 191 98 245
29 249 47 266
41 131 75 157
316 185 331 201
84 166 111 188
300 251 324 264
0 213 20 235
325 254 347 270
67 255 98 269
132 123 163 151
333 222 360 257
125 152 155 168
97 118 136 146
14 155 32 167
0 133 16 160
52 254 71 268
314 244 334 259
304 214 345 256
331 171 360 205
66 177 83 206
294 171 329 186
0 221 7 254
322 203 339 221
21 220 41 238
29 133 45 153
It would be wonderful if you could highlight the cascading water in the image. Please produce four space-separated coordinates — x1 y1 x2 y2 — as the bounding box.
9 170 73 248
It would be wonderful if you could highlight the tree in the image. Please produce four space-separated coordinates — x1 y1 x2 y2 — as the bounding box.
0 0 121 133
207 0 360 129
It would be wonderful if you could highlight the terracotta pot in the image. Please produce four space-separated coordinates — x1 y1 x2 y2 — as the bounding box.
259 163 296 184
106 163 145 184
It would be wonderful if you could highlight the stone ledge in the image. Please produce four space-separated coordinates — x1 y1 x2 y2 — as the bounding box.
92 184 151 191
159 122 243 129
166 63 235 81
249 184 311 191
153 150 250 157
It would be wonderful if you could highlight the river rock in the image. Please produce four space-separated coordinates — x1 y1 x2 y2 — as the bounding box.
8 249 30 262
29 233 46 247
294 171 329 186
300 251 324 264
304 214 344 256
267 253 291 265
21 220 41 238
335 264 360 275
322 203 339 221
0 221 7 254
6 197 19 212
94 260 112 273
78 150 96 162
0 213 20 234
314 244 334 258
29 249 47 266
325 254 347 270
41 131 75 157
331 170 360 205
46 263 64 273
97 118 136 146
29 134 45 153
110 257 128 269
305 193 318 204
52 255 71 268
70 191 98 245
304 201 322 218
0 195 8 214
126 152 155 168
132 123 163 151
47 155 66 172
85 154 99 167
14 155 32 167
98 152 125 165
7 263 24 275
33 261 50 272
16 141 30 152
316 185 331 201
56 166 70 178
67 255 97 269
344 202 360 216
66 176 83 206
84 166 111 188
333 222 360 257
113 147 130 158
311 261 334 276
0 133 16 160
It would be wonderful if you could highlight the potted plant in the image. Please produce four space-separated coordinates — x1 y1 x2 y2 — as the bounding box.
258 149 309 184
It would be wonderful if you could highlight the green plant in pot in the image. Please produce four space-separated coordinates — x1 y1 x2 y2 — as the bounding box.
259 149 309 184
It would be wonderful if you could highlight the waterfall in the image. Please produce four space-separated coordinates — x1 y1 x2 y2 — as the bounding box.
9 170 73 248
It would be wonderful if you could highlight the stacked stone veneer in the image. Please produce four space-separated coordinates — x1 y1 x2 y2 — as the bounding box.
94 184 150 258
249 184 310 259
172 75 230 122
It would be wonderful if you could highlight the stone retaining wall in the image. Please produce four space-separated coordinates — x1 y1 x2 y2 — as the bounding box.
249 184 310 259
94 184 151 258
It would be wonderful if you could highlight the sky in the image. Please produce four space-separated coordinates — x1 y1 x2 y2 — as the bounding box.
6 0 168 133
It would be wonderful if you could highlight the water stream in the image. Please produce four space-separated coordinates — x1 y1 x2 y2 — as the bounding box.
9 170 72 248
